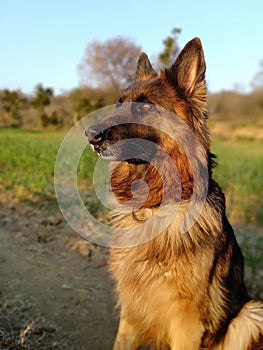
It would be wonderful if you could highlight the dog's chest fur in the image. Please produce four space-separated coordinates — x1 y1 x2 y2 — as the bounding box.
109 203 224 348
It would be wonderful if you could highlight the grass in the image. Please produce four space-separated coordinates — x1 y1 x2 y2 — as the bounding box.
0 128 262 226
212 138 263 226
0 128 97 204
0 128 63 202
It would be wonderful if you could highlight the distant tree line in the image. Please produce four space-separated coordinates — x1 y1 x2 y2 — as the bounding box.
0 30 263 129
0 84 118 129
209 89 263 127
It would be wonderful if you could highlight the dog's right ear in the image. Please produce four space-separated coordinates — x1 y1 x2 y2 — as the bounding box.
135 52 158 81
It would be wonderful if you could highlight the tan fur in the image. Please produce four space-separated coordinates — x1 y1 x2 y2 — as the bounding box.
110 205 263 348
110 202 225 349
213 301 263 350
87 37 263 349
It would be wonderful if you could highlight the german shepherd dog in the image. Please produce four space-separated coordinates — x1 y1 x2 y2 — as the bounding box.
86 38 263 349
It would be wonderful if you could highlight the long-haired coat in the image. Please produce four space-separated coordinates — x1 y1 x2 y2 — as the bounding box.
86 38 263 349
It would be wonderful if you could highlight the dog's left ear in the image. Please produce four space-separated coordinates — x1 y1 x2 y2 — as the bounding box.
135 52 158 81
165 37 206 98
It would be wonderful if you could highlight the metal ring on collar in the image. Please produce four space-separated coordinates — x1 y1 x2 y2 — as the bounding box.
131 208 153 223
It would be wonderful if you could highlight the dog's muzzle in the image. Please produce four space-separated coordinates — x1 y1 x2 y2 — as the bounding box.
85 124 104 145
85 124 106 156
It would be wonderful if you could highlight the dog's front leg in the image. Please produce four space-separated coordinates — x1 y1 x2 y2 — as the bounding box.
113 317 141 350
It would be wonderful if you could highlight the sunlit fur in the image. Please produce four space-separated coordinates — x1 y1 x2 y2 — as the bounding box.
87 38 263 349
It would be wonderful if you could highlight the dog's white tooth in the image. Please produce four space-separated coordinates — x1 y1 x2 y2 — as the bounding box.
89 144 95 152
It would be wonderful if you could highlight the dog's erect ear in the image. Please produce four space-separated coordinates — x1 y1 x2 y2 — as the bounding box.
135 52 158 81
165 38 206 97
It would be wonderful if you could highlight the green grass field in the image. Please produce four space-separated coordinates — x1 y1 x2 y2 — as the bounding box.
0 128 97 203
0 128 262 226
212 139 263 226
0 128 64 202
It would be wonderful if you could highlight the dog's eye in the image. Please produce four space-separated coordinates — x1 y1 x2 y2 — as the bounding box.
136 102 155 113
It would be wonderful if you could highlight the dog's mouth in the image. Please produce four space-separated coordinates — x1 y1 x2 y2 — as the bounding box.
88 133 113 159
85 126 109 157
85 126 158 163
85 128 120 160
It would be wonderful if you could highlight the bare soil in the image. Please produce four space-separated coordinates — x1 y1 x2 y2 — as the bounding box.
0 201 117 349
0 200 262 350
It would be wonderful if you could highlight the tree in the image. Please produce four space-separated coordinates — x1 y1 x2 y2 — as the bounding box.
31 84 53 127
31 84 53 110
78 37 141 93
251 60 263 90
0 89 26 127
68 88 92 123
159 27 182 67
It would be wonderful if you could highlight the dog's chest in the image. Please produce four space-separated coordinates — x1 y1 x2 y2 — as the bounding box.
113 251 208 313
113 256 207 346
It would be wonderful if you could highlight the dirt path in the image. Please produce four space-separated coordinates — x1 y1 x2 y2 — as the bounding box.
1 200 262 350
0 202 117 349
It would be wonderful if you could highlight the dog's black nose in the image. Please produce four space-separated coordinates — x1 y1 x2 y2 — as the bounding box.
85 125 104 144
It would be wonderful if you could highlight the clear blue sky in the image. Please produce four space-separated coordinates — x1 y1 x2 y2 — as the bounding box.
1 0 262 94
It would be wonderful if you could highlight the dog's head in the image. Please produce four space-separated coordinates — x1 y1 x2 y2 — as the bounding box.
86 38 210 208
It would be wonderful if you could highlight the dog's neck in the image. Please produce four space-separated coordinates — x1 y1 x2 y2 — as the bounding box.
110 159 194 209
